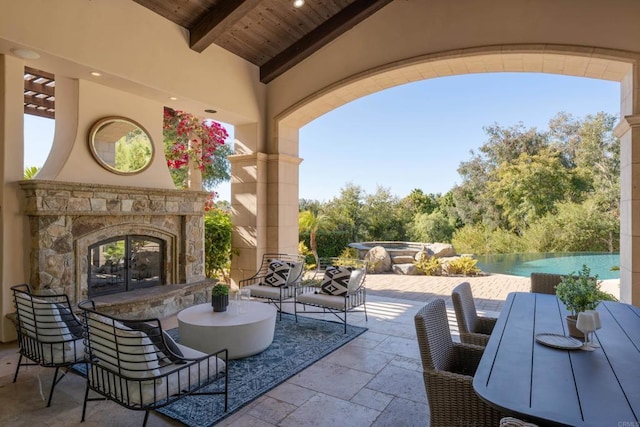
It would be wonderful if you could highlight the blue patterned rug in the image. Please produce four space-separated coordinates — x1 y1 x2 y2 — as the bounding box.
156 312 367 426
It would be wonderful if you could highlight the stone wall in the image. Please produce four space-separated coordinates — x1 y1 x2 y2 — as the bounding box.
19 180 209 304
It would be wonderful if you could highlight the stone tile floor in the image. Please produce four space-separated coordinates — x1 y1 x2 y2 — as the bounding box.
0 273 571 426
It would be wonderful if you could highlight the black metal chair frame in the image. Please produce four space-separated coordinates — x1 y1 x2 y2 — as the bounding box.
295 258 368 333
239 253 305 320
11 283 85 407
78 300 228 426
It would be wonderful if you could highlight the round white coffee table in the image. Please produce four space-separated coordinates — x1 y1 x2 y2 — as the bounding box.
177 301 277 359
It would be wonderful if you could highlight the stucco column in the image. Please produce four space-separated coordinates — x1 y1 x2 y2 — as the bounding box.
0 54 27 341
616 114 640 305
266 153 302 254
229 123 267 285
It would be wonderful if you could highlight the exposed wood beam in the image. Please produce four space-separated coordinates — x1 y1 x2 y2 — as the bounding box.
189 0 262 53
24 94 55 110
260 0 394 83
24 105 54 119
24 80 55 97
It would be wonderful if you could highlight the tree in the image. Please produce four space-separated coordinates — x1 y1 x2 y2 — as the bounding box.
487 149 575 233
299 210 333 269
24 166 39 179
323 183 367 242
409 211 455 243
361 186 407 241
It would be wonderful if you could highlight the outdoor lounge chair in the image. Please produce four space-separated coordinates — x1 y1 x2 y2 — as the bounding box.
11 283 85 407
530 272 563 295
451 281 497 346
239 253 305 320
78 300 228 426
414 299 505 427
295 258 367 333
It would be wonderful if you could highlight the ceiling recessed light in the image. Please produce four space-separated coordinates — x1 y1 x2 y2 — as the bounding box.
204 109 217 114
90 71 102 77
169 96 178 101
293 0 305 8
10 48 40 59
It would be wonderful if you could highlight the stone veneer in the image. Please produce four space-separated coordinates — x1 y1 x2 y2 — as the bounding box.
19 180 210 312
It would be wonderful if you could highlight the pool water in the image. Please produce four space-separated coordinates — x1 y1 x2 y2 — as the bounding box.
474 252 620 280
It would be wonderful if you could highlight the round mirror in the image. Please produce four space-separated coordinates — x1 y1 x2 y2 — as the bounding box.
88 116 154 174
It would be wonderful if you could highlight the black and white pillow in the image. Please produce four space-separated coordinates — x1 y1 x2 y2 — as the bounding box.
320 266 351 296
264 260 291 287
122 320 184 362
55 303 84 339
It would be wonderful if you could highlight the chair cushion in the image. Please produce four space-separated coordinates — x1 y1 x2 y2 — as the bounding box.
347 268 365 292
87 314 161 379
297 292 347 310
320 266 351 296
122 320 184 362
263 260 291 287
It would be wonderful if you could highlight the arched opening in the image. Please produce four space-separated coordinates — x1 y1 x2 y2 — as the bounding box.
266 45 638 302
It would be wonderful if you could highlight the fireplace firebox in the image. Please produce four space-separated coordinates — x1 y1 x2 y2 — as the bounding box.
88 235 164 297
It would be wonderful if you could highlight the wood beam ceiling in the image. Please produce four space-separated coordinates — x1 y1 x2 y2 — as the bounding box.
259 0 394 83
190 0 263 53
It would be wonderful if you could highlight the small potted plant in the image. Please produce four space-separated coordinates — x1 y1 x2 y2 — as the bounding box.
555 265 616 338
211 283 230 312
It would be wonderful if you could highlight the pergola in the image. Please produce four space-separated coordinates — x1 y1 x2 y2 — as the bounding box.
2 0 640 343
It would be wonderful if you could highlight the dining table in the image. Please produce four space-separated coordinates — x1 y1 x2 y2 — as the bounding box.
473 291 640 427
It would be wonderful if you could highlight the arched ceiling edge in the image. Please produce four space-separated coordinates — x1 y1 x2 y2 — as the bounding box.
275 44 639 131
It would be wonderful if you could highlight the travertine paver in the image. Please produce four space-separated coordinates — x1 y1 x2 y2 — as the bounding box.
363 272 531 312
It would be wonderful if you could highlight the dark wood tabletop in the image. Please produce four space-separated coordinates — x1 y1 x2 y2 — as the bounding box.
473 292 640 427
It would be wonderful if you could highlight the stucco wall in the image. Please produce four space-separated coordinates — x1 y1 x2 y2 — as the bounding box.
0 0 265 130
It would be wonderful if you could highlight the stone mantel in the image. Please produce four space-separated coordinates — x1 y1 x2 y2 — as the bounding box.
19 180 209 216
19 180 209 307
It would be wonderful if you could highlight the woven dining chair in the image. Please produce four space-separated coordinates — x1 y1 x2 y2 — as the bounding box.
451 281 497 347
530 272 563 295
414 299 505 427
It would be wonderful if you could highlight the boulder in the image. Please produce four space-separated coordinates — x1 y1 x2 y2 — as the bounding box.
393 263 417 275
425 243 456 258
392 255 415 264
414 250 430 261
365 246 392 273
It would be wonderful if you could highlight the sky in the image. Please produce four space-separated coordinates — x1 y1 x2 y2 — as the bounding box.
24 72 620 202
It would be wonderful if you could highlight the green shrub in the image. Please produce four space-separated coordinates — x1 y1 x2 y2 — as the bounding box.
445 256 482 276
299 229 351 258
415 257 442 276
204 209 234 282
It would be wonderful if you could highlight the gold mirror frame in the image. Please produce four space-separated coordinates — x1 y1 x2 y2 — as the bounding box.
88 116 154 175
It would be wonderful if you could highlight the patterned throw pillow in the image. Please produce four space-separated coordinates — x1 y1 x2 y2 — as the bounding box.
320 266 352 296
264 260 291 287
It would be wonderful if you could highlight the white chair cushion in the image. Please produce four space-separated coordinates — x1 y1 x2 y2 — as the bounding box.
87 314 161 379
14 293 85 364
297 292 346 310
95 343 226 406
246 283 281 299
347 268 365 292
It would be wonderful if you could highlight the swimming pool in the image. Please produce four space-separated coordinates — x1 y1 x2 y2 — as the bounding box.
474 252 620 280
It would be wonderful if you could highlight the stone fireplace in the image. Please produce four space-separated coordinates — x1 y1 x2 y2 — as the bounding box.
19 180 212 315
